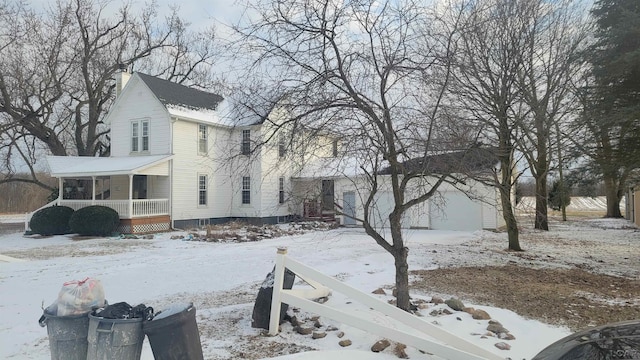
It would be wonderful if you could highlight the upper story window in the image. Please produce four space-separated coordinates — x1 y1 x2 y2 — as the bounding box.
131 119 149 153
278 133 287 158
241 129 251 155
198 124 208 155
332 139 338 157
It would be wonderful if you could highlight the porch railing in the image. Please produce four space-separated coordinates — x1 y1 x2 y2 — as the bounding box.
58 199 169 219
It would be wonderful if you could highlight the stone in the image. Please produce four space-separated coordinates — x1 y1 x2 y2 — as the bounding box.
495 342 511 350
372 288 386 295
487 323 509 335
310 316 320 321
442 308 453 315
430 296 444 304
445 298 465 311
470 309 491 320
314 319 322 328
371 339 391 352
337 331 345 338
499 333 516 340
339 339 352 347
394 343 409 359
289 316 300 327
326 325 339 331
312 331 327 339
296 327 314 335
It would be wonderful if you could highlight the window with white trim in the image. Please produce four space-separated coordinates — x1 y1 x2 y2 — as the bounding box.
242 176 251 204
198 174 207 206
131 119 149 153
241 129 251 155
198 124 208 154
279 177 285 204
278 133 286 158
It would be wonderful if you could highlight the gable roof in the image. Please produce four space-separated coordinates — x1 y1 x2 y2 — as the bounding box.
378 147 499 175
136 73 224 111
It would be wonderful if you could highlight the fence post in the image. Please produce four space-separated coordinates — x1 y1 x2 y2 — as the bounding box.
268 247 288 336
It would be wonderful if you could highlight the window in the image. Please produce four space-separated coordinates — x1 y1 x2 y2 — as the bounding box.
242 176 251 204
278 133 286 158
142 121 149 151
332 139 338 157
279 177 285 204
131 122 139 152
198 175 207 206
242 129 251 155
131 119 149 152
198 124 208 154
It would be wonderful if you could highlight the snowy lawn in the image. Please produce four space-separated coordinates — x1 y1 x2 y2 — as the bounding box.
1 217 637 359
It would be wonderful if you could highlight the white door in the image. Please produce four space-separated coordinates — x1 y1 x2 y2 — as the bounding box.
342 191 356 226
430 192 482 231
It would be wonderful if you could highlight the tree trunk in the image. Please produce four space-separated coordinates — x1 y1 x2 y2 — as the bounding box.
393 245 410 311
534 174 549 230
389 212 410 312
604 177 623 218
498 156 521 251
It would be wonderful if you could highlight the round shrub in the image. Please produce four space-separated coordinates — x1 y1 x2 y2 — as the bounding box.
29 206 74 235
69 205 120 236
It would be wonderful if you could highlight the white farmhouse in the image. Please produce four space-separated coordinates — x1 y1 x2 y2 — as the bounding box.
40 70 508 233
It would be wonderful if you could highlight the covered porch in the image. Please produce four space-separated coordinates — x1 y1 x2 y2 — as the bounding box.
43 155 173 233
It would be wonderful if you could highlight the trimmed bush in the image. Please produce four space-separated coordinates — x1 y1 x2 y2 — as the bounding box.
29 206 75 235
69 205 120 236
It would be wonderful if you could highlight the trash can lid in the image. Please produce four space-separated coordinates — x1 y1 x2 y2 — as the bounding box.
152 302 193 321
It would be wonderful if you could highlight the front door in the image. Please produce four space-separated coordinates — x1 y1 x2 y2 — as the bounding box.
343 191 356 225
321 180 334 211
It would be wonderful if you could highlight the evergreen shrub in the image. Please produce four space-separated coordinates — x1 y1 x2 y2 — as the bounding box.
69 205 119 236
29 206 74 235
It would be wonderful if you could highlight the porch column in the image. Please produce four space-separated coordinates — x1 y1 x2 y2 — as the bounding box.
128 174 134 218
91 176 96 205
58 178 63 204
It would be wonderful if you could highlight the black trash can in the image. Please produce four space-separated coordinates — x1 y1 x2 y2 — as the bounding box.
143 303 204 360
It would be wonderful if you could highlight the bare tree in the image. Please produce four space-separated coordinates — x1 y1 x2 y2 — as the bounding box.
233 0 472 311
514 0 589 230
448 0 532 251
0 0 220 190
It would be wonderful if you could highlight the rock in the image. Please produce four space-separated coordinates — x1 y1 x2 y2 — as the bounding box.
312 331 327 339
429 309 440 316
337 331 345 338
483 331 495 337
289 316 300 327
442 308 453 315
314 319 322 328
430 296 444 304
456 317 462 321
499 333 516 340
310 316 320 321
445 298 465 311
339 339 352 347
487 323 509 335
488 319 502 326
394 343 409 359
495 342 511 350
470 309 491 320
296 327 314 335
371 339 391 352
372 288 386 295
326 325 339 331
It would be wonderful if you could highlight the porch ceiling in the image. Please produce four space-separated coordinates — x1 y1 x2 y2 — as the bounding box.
46 154 173 177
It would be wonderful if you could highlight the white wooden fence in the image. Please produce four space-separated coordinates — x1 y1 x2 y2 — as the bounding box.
269 248 503 360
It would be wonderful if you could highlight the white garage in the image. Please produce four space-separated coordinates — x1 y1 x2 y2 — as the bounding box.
429 192 483 231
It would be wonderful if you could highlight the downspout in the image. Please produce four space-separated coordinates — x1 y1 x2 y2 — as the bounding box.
58 178 63 204
170 117 176 229
128 174 134 218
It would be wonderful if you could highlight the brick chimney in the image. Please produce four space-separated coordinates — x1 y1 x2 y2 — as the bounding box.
115 63 131 97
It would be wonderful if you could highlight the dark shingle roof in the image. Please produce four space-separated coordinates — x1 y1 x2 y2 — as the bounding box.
137 73 223 111
378 147 499 175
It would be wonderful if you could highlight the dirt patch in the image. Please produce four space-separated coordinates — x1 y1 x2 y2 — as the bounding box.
411 265 640 331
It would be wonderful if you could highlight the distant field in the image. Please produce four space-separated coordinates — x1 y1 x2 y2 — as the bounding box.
517 196 623 216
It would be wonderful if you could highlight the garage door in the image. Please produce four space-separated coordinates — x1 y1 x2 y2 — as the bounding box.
430 192 482 231
369 192 409 228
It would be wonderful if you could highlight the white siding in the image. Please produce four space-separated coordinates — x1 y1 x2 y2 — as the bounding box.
108 76 171 157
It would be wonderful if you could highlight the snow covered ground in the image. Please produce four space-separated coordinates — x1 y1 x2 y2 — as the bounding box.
0 214 637 360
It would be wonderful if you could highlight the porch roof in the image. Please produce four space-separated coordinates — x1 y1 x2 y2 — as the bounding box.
46 155 173 177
